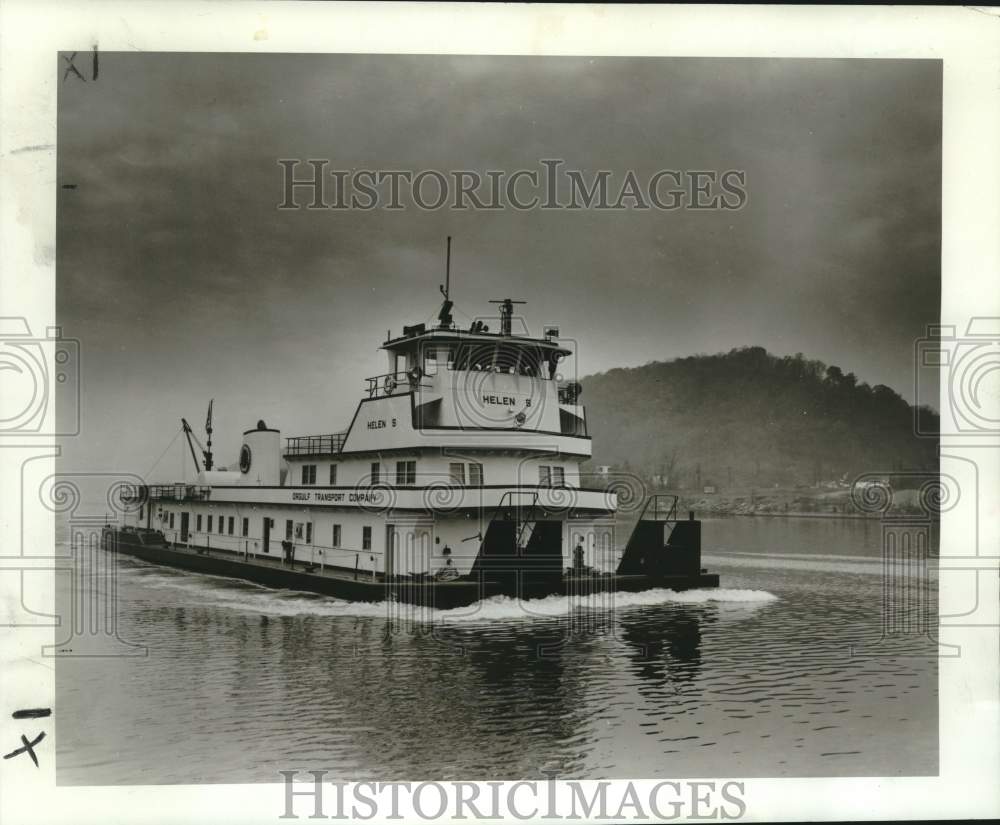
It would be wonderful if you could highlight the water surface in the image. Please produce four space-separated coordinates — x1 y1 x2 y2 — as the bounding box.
56 516 937 784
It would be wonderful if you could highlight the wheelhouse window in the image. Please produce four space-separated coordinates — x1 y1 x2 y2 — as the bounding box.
362 526 372 550
396 460 416 486
301 464 317 485
551 467 565 487
449 462 466 485
539 466 551 486
422 346 437 376
469 462 484 486
370 462 381 485
448 342 554 378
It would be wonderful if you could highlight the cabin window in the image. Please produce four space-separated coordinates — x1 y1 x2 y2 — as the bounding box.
169 512 175 529
469 463 484 486
449 462 466 485
539 465 551 486
207 515 213 533
226 516 233 535
285 519 293 540
362 526 372 550
396 460 416 486
332 524 342 547
196 514 203 532
295 523 304 540
219 516 225 535
242 518 249 537
301 464 317 485
552 467 565 487
305 523 313 544
329 464 338 485
467 344 495 373
423 348 437 376
139 505 144 521
370 462 381 485
496 344 522 375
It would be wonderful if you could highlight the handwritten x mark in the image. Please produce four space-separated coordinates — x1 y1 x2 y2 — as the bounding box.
3 732 45 767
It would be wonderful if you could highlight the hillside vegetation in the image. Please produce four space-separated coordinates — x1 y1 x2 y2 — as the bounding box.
580 346 938 490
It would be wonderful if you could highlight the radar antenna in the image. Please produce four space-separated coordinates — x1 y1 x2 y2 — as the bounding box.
488 297 526 337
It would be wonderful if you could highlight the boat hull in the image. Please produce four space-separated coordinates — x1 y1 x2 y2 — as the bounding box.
104 529 718 609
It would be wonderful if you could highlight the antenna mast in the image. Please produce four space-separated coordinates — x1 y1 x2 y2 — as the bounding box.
438 236 454 328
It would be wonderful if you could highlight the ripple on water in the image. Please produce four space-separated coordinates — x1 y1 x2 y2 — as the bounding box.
56 519 938 783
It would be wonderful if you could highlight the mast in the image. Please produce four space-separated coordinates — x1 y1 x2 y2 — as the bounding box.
204 399 214 471
438 236 454 328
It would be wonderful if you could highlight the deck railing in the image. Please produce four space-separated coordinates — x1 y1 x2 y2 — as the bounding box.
284 432 347 457
636 494 679 522
126 484 211 502
365 371 434 399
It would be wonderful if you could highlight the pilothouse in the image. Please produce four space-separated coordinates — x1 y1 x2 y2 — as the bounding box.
108 239 719 607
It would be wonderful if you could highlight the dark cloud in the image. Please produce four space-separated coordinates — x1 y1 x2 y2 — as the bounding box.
57 54 940 473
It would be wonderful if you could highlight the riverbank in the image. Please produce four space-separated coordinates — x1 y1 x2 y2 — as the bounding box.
675 487 930 520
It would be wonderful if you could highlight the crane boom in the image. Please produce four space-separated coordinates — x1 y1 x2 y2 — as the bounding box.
181 416 213 473
180 418 202 472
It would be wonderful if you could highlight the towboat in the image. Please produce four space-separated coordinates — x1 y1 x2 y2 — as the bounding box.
107 247 719 608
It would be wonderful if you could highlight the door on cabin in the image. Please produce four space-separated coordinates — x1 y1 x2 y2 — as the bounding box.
180 512 189 544
262 517 271 554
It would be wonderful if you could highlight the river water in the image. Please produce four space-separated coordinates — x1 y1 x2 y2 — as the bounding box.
55 516 937 784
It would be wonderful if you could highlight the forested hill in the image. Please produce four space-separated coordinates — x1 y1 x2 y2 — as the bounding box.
580 346 938 488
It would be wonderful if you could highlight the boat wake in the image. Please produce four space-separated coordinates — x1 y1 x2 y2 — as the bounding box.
432 588 778 623
116 563 776 622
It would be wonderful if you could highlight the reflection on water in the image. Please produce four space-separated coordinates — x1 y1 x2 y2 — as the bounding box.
619 607 706 689
55 517 937 784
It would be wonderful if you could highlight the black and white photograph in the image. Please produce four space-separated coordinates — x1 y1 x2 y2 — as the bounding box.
1 3 998 823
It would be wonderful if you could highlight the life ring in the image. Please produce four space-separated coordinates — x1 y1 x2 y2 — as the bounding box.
383 375 397 394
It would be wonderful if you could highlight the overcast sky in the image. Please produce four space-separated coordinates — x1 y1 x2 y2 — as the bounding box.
57 54 941 476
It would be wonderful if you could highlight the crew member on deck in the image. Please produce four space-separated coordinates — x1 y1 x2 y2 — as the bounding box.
282 539 295 569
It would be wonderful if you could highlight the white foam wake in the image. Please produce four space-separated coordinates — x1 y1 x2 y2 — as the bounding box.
432 588 778 623
117 565 777 622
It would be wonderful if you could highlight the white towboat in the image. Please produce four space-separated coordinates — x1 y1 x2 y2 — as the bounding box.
108 242 719 607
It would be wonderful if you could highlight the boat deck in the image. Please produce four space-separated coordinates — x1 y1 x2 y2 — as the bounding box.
106 530 718 608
